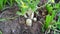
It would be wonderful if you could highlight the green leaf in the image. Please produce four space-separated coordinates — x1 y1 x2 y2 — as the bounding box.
51 10 56 19
0 18 6 21
10 0 13 6
0 0 4 10
0 31 2 34
21 7 28 15
3 0 7 6
45 15 52 29
46 4 53 13
15 0 40 15
54 3 60 8
16 11 23 15
56 22 60 29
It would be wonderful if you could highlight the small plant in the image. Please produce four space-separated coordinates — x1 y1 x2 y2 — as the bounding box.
15 0 40 15
42 0 57 32
42 1 60 33
7 0 14 7
46 4 53 14
0 30 2 34
0 0 15 10
43 10 56 32
0 0 4 10
44 14 52 29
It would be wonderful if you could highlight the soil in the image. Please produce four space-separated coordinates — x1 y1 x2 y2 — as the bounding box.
0 5 47 34
0 0 59 34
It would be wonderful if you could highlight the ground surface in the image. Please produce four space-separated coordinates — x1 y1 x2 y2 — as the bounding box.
0 5 47 34
0 0 59 34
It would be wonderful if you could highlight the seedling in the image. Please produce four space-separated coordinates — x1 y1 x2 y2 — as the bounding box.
43 1 60 33
9 0 13 6
43 1 56 32
15 0 40 26
0 0 4 10
0 0 14 10
15 0 40 15
0 31 2 34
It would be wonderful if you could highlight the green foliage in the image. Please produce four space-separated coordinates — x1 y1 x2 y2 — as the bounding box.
0 0 4 10
3 0 7 7
9 0 13 6
0 31 2 34
44 10 56 30
44 15 52 29
43 1 57 31
46 4 53 13
53 3 60 30
0 0 40 14
0 18 6 21
0 0 14 10
54 3 60 9
15 0 40 15
43 1 60 33
56 16 60 29
0 0 60 33
56 22 60 29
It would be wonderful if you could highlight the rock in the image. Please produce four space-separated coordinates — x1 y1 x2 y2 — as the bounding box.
26 19 32 26
33 18 37 21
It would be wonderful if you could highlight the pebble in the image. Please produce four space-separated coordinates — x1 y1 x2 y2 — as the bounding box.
26 19 32 26
33 18 37 21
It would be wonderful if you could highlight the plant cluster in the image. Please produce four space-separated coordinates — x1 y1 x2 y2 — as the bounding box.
15 0 40 15
0 0 40 15
0 0 40 21
42 0 60 34
0 0 60 34
0 0 14 10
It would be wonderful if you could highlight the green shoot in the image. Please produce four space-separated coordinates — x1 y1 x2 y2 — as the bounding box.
44 15 52 29
10 0 13 6
0 0 4 10
46 4 53 14
0 31 2 34
15 0 40 15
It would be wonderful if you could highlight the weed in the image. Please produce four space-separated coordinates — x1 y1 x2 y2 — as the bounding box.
0 0 15 10
0 30 2 34
43 1 60 33
0 0 60 34
0 0 4 10
15 0 40 15
46 4 53 13
9 0 13 7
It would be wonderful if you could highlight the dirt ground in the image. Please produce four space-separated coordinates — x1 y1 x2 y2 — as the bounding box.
0 0 59 34
0 4 49 34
